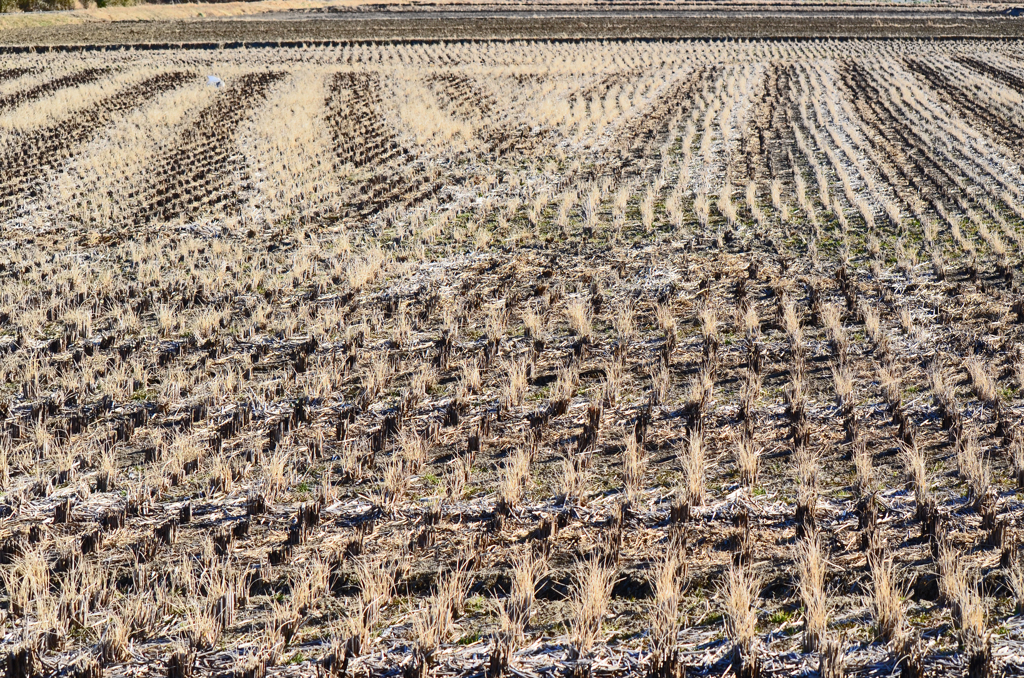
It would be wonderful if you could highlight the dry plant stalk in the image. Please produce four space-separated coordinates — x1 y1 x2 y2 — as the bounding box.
501 356 529 410
410 567 471 672
860 302 885 351
964 357 998 407
795 535 828 652
459 360 483 398
522 304 544 340
822 304 848 365
1005 558 1024 614
602 359 623 408
794 442 819 539
657 303 678 339
956 581 991 676
495 547 548 670
350 556 396 653
955 430 991 505
679 428 706 513
698 306 718 360
900 442 930 512
400 429 427 475
936 539 969 617
867 555 907 641
1012 433 1024 488
551 364 579 413
565 297 593 343
720 562 761 678
734 436 760 489
623 431 648 507
651 361 671 405
497 447 532 517
380 457 409 512
614 302 636 345
648 552 685 677
569 557 617 660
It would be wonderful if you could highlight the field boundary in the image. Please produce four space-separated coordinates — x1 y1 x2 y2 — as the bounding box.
3 33 1024 52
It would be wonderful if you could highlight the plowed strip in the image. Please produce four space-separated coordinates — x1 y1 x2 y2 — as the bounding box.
0 71 192 214
613 66 715 179
953 55 1024 97
0 67 106 112
325 71 408 170
905 58 1024 151
120 71 285 225
0 68 32 85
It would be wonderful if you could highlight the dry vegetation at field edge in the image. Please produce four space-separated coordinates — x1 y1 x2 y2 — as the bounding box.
0 0 379 31
0 0 788 31
0 37 1023 678
3 4 1024 44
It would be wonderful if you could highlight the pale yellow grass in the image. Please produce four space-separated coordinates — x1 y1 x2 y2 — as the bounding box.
0 0 379 30
0 0 588 31
85 0 371 22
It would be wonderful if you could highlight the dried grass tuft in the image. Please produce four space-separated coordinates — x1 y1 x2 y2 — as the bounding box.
569 557 617 658
867 555 907 641
720 562 761 678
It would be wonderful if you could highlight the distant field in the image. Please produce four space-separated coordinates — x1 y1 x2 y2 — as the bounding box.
1 31 1024 678
3 2 1024 43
